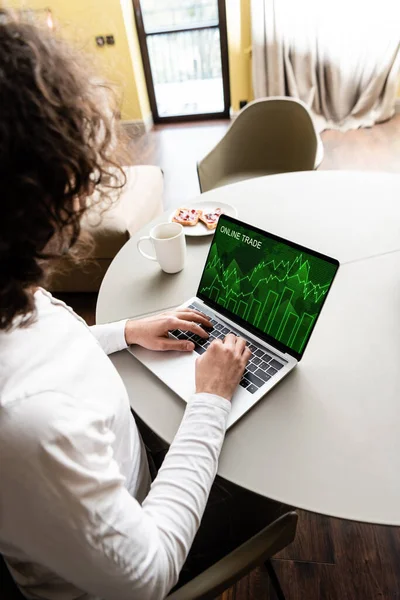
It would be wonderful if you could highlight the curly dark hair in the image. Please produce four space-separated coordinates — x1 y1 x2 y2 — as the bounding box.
0 11 126 330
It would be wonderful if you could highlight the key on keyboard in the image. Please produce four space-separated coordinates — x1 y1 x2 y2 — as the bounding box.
243 372 263 388
177 332 189 339
270 359 284 370
254 369 271 383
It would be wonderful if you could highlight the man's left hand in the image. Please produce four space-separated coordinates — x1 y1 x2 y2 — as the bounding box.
124 308 212 351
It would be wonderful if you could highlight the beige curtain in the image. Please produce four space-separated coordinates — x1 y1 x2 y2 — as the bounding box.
251 0 400 131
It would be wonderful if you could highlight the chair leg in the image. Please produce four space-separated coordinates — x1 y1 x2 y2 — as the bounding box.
264 559 286 600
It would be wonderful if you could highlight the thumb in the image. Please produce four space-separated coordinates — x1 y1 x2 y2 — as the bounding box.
161 338 195 352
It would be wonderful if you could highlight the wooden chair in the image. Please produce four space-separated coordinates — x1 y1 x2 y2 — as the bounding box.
197 97 323 193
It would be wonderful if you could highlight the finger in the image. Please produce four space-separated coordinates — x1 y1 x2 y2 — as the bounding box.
234 336 247 356
174 319 209 338
179 308 206 315
176 312 212 329
243 346 252 361
223 333 237 349
209 337 223 349
176 310 213 328
240 347 252 368
159 338 195 352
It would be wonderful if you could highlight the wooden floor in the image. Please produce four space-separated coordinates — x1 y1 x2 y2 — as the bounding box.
60 113 400 600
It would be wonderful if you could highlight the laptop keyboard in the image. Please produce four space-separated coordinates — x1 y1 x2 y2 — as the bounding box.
169 303 286 394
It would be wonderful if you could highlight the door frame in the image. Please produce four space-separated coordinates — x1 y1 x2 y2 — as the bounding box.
132 0 231 123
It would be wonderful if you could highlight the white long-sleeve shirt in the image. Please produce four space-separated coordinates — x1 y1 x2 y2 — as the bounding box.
0 289 231 600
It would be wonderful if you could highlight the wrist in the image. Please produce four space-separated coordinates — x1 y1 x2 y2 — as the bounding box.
195 385 232 402
124 320 139 346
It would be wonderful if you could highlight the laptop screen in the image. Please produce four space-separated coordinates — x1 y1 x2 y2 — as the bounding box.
197 215 339 360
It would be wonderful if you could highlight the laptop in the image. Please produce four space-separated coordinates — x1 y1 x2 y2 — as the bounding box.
129 215 339 429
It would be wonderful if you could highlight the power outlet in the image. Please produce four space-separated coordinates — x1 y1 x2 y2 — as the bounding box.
95 35 115 47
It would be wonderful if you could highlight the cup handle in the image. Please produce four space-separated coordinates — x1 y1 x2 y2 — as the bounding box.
137 236 157 261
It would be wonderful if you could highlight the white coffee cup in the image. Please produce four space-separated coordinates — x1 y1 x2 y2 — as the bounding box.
137 222 186 274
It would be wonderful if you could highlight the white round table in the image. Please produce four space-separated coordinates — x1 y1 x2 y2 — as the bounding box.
97 171 400 526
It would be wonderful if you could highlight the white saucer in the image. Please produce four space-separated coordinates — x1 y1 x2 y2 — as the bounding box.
169 200 238 237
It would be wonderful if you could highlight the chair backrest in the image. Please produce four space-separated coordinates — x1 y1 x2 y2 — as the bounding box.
197 97 319 192
0 554 26 600
167 510 298 600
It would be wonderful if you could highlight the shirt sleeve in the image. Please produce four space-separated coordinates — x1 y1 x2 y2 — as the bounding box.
1 391 231 600
90 320 128 354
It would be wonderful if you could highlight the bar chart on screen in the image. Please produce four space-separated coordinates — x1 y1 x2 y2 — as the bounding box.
199 238 337 354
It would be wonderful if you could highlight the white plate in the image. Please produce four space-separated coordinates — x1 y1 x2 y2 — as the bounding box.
169 201 238 237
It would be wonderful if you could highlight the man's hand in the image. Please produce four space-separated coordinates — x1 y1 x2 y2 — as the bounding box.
195 334 252 401
124 308 212 351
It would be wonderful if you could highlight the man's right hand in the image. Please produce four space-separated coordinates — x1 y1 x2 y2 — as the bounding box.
195 334 252 401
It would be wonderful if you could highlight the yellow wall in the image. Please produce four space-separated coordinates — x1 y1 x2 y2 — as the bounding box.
120 0 150 119
2 0 150 122
2 0 254 118
226 0 252 112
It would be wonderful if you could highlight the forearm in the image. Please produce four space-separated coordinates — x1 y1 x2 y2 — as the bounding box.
141 392 231 592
